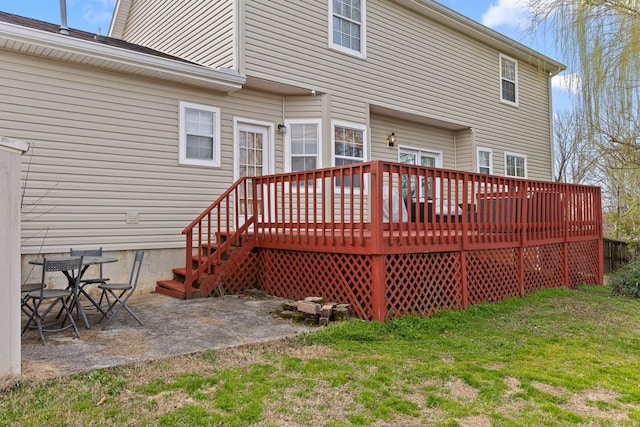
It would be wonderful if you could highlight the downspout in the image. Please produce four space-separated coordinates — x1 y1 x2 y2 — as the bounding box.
59 0 69 35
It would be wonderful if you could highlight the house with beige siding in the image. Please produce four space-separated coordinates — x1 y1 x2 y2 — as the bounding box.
1 0 565 294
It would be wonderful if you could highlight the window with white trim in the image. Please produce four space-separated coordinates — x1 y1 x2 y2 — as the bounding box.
333 121 366 189
505 152 527 178
500 54 518 106
330 0 366 57
286 121 321 173
179 101 221 167
477 148 493 174
285 120 321 191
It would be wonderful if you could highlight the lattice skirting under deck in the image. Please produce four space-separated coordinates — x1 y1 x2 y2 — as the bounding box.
253 240 601 320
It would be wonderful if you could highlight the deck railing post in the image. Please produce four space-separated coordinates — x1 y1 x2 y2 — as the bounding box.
596 186 604 283
518 180 526 297
563 184 570 287
370 162 386 321
185 231 193 299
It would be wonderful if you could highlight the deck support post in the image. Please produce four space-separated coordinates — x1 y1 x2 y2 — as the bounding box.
460 251 468 309
562 241 570 288
562 184 570 288
371 255 387 321
517 247 525 297
370 163 386 321
596 187 604 284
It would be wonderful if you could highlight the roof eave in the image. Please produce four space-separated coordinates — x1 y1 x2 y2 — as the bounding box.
392 0 566 76
0 21 246 93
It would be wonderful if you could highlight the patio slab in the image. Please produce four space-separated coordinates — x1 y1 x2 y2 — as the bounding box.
20 292 310 379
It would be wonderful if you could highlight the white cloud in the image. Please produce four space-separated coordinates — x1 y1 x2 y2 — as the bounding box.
481 0 529 29
552 72 583 94
82 0 116 25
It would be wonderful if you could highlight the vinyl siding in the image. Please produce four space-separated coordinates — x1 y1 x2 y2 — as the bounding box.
122 0 235 69
370 114 455 168
241 0 554 180
455 130 474 172
1 51 283 254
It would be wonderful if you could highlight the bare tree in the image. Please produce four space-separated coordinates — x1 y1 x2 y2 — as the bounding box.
553 109 598 183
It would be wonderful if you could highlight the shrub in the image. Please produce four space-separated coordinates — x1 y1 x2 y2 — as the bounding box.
609 257 640 298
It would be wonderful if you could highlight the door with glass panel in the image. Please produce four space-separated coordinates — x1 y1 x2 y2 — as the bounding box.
236 123 272 227
399 148 440 202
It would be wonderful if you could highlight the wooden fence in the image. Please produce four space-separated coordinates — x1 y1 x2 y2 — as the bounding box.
603 238 640 273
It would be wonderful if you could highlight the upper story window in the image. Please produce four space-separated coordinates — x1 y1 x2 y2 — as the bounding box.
477 147 493 174
332 120 367 190
505 152 527 178
179 101 221 167
330 0 366 58
500 54 518 106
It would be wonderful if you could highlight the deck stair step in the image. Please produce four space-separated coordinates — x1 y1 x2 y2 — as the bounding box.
156 279 202 300
216 231 252 246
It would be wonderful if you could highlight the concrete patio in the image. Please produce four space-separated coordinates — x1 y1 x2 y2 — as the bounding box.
19 291 310 379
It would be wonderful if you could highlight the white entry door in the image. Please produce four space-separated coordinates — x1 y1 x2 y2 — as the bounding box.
235 121 273 226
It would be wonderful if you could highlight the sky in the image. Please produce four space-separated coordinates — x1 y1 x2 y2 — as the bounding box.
0 0 575 110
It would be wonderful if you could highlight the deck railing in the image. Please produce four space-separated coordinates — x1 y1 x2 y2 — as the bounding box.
251 161 602 253
182 161 602 303
182 177 256 297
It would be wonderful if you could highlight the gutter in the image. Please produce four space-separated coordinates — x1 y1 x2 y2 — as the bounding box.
0 21 246 92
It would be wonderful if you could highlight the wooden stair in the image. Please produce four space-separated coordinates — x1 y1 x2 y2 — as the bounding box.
156 232 249 299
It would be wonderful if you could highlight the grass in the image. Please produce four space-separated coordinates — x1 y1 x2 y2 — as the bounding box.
2 285 640 426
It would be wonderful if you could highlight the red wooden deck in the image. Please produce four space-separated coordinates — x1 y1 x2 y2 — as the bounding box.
157 161 603 320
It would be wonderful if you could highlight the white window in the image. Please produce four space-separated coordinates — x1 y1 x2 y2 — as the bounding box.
179 101 221 167
332 120 367 189
330 0 366 58
500 54 518 106
285 120 321 173
477 147 493 174
505 152 527 178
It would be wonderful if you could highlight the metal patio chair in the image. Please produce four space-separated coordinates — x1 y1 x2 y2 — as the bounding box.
20 282 44 316
98 250 144 330
69 247 109 311
22 257 82 345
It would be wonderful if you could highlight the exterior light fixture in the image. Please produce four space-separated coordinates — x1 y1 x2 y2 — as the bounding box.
277 124 287 134
387 132 396 148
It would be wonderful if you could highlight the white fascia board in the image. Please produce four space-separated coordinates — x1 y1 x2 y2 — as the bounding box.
0 21 246 92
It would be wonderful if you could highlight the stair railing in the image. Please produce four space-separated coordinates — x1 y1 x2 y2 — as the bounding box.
182 177 257 298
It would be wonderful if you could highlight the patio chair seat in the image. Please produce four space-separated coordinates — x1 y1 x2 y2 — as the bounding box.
29 288 73 299
100 282 132 291
22 257 82 345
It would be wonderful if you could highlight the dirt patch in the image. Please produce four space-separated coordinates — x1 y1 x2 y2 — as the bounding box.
98 329 149 357
457 415 492 427
531 381 567 396
503 376 522 397
446 378 478 400
562 388 630 422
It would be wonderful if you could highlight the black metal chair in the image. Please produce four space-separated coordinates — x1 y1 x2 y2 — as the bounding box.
20 282 43 316
69 248 109 311
22 257 82 345
98 250 144 330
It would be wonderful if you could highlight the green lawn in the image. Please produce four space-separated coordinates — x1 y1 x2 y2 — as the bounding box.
2 285 640 426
